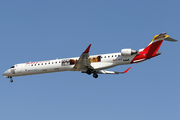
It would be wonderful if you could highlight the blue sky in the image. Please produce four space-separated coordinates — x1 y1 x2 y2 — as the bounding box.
1 0 179 120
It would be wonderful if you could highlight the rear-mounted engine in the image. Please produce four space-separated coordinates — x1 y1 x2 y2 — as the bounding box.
121 49 138 56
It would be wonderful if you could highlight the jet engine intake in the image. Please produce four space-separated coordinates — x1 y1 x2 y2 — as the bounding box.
121 49 138 56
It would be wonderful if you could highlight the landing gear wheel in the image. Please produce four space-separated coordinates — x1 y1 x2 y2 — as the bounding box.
10 77 13 83
87 69 92 75
93 73 98 78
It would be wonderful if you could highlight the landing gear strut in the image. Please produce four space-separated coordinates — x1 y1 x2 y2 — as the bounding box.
10 77 13 83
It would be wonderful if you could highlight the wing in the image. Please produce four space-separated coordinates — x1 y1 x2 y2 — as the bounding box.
98 67 131 74
73 45 131 75
73 44 93 71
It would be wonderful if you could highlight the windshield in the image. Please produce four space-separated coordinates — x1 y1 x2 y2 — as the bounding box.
10 66 15 68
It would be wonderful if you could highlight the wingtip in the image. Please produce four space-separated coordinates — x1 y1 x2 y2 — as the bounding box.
83 44 91 53
124 67 131 73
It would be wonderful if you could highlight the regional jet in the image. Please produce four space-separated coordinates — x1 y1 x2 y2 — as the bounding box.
2 33 177 82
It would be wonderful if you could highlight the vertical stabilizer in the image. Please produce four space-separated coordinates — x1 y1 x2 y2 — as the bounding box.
131 32 177 63
143 33 169 58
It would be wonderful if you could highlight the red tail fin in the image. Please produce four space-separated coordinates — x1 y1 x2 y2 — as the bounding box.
143 40 163 58
143 33 167 58
131 33 177 63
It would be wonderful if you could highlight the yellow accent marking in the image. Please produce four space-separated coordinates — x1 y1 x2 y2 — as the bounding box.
165 35 169 38
150 34 169 43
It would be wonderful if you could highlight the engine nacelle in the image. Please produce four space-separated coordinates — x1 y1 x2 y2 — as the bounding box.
121 49 138 56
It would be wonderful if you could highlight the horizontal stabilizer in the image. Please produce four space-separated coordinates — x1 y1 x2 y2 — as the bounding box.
164 37 178 42
99 67 131 74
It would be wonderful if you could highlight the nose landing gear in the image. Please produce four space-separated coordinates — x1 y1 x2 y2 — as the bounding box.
10 77 13 83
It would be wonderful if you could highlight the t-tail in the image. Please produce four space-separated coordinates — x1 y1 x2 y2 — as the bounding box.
131 33 178 63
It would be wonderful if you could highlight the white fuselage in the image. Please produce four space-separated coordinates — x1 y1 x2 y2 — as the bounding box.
3 52 136 77
3 33 177 81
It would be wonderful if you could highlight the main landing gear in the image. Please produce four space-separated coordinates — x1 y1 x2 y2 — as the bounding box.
93 73 98 78
86 69 98 78
86 69 92 75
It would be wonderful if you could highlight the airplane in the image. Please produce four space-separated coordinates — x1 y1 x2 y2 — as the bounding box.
2 33 177 83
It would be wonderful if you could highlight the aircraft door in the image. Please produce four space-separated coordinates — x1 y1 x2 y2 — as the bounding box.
10 64 22 74
11 68 15 74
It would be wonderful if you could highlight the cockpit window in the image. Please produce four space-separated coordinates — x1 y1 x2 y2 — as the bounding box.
10 66 15 68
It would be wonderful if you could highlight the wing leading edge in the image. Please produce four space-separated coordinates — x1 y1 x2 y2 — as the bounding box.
73 44 93 71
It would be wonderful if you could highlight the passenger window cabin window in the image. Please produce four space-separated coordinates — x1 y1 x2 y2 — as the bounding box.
52 62 53 64
34 64 36 66
115 55 117 57
56 62 57 64
59 61 60 63
31 64 33 66
108 56 110 58
118 55 120 57
38 64 40 65
49 62 50 64
112 55 113 57
11 66 15 68
45 63 47 65
104 56 106 58
41 63 43 65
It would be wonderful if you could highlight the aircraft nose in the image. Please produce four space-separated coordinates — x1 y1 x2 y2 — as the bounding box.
2 72 7 77
2 69 10 76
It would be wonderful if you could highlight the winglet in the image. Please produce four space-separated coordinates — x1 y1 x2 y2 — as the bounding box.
83 44 91 53
124 67 131 73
